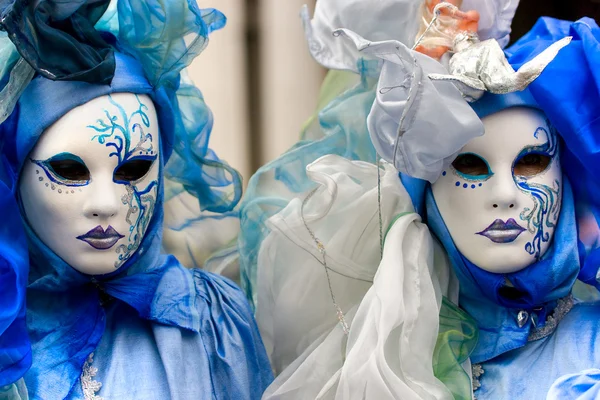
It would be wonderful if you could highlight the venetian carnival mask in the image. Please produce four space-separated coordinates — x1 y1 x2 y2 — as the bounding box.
19 93 160 275
432 107 562 273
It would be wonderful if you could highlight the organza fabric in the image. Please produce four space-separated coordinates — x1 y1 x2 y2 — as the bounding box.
95 0 242 212
99 1 243 270
0 379 27 400
256 155 476 400
239 62 379 306
461 0 519 48
433 299 478 400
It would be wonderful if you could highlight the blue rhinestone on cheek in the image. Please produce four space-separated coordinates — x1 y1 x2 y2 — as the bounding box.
463 183 468 188
479 183 482 187
455 182 460 187
471 184 476 189
442 171 447 176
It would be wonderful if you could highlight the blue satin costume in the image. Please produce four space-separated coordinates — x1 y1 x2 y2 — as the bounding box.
0 1 272 399
419 17 600 399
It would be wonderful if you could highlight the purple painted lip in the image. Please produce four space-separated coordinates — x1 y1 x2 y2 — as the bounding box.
476 218 526 243
77 225 124 250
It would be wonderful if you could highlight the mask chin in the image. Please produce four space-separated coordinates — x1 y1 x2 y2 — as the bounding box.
431 107 562 274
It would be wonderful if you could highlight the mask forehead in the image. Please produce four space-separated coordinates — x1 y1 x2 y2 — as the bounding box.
31 94 156 154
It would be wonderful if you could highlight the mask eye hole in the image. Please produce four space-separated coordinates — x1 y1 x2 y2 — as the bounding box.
47 159 90 181
114 158 155 183
452 153 491 177
514 153 551 177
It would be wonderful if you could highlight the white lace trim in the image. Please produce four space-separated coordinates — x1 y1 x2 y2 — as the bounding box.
81 353 103 400
472 363 484 399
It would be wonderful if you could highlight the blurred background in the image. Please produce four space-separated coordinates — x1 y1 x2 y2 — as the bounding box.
188 0 600 185
188 0 324 183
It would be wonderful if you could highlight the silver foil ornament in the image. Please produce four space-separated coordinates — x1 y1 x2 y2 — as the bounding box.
429 28 572 102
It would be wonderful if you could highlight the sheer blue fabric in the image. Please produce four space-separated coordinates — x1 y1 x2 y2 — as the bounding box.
96 0 241 212
239 63 378 305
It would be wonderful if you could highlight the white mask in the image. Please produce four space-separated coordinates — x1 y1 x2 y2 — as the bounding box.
432 107 562 273
19 93 160 275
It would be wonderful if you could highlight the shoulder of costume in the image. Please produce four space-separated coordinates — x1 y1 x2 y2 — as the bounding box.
191 268 254 314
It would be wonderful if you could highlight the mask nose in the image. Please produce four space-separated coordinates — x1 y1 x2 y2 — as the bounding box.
83 178 120 219
487 170 521 211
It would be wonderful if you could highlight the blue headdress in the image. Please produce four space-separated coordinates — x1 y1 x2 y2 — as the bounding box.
424 17 600 363
0 0 242 391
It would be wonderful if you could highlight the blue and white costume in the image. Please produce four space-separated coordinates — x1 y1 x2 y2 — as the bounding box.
0 1 272 399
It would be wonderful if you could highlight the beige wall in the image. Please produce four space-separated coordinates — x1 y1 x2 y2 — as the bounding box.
256 0 325 165
187 0 324 182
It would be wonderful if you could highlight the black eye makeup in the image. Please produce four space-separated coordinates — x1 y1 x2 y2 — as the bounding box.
452 153 493 180
33 153 90 186
113 156 156 184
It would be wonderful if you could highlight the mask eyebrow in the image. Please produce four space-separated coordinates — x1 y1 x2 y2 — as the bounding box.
512 127 559 169
513 142 549 158
41 152 86 165
121 154 157 163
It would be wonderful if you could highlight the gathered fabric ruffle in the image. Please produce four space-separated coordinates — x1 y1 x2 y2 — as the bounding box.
256 154 477 399
239 63 379 306
0 0 115 83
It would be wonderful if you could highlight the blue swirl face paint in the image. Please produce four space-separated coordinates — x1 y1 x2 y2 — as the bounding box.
88 94 159 267
513 121 561 260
